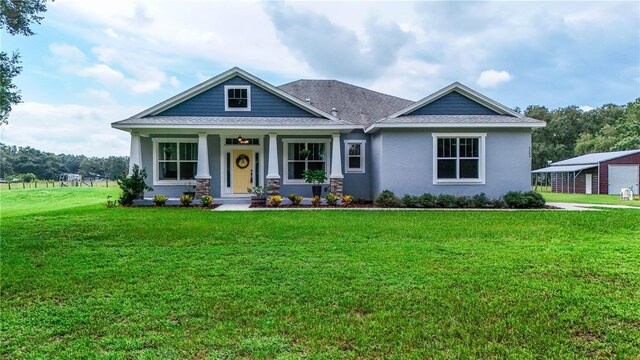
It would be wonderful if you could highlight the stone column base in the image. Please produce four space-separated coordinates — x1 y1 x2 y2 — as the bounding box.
195 178 210 199
267 178 280 196
330 178 344 196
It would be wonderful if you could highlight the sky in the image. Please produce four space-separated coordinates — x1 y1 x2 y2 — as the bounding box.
1 0 639 157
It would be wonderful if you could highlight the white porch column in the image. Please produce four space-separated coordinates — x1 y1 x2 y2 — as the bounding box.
267 133 280 179
330 133 343 179
128 131 142 176
195 133 210 179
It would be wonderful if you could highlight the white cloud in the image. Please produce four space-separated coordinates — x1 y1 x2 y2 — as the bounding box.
476 70 513 88
104 28 119 38
1 102 141 157
579 105 594 112
49 43 86 63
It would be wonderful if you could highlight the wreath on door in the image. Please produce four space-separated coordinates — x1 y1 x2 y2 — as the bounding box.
235 154 250 169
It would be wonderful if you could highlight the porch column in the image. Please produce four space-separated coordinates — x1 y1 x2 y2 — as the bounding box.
266 133 280 196
195 132 211 199
128 131 142 176
330 133 344 196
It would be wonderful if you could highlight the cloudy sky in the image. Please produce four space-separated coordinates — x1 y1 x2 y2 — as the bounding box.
1 0 639 156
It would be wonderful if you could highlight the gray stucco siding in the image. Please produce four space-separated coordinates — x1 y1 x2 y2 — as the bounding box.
157 76 318 118
407 91 500 116
374 129 532 199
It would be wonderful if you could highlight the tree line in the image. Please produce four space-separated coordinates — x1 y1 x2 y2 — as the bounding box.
527 98 640 170
0 143 128 181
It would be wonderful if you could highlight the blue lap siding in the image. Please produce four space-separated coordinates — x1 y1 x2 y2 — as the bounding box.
406 91 500 115
157 76 319 117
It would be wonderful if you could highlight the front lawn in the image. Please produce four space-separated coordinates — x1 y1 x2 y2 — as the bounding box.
540 191 640 207
2 191 639 357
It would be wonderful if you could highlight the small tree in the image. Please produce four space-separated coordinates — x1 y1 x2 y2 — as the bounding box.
117 165 152 206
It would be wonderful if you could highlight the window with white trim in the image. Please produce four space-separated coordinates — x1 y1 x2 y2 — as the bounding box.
157 141 198 181
344 140 365 173
283 139 329 183
433 134 485 183
224 85 250 111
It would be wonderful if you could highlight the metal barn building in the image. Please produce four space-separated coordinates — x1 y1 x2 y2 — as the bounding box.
532 149 640 194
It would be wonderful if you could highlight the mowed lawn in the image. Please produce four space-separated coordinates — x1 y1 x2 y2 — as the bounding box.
1 189 640 358
541 191 640 207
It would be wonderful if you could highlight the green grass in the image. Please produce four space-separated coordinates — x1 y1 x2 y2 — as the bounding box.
2 188 640 358
541 191 640 207
0 187 120 218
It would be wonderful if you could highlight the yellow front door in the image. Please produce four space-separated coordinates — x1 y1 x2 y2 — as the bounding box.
232 149 253 194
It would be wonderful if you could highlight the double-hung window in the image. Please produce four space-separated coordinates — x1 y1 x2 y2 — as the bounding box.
224 85 250 111
155 139 198 184
432 134 485 183
344 140 365 173
283 139 329 183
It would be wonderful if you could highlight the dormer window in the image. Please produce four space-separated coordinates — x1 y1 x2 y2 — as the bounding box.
224 85 251 111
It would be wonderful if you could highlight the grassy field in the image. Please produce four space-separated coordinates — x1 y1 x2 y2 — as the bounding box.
1 187 120 218
541 192 640 207
2 188 640 358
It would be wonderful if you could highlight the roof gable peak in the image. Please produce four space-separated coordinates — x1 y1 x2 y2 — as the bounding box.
131 67 340 121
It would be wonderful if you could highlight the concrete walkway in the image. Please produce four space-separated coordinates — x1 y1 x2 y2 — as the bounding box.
547 202 640 211
215 204 252 211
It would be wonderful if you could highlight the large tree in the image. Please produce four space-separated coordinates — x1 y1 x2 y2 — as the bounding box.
0 0 48 124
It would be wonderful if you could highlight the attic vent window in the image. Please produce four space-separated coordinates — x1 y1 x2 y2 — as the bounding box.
224 85 251 111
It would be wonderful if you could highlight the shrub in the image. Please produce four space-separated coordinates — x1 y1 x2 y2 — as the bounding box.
418 193 437 208
492 199 507 209
200 195 214 208
269 195 283 207
180 194 193 206
503 191 546 209
472 193 492 208
106 195 118 208
436 194 457 208
152 194 167 206
325 193 339 205
455 195 474 208
341 195 354 206
302 169 327 185
375 190 402 208
310 196 322 207
117 165 153 206
248 185 270 197
402 195 420 208
287 194 303 205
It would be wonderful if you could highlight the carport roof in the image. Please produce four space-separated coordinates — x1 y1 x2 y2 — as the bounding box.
532 164 597 173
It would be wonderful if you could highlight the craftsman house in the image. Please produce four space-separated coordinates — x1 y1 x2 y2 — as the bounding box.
112 67 545 201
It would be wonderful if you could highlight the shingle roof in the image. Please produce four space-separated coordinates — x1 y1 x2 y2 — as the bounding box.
374 114 545 125
552 149 640 166
278 80 413 126
112 116 355 128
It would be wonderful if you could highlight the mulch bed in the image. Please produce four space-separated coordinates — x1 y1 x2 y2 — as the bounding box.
250 204 560 210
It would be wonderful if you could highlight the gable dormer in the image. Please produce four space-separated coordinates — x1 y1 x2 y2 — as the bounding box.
406 90 500 116
156 76 319 117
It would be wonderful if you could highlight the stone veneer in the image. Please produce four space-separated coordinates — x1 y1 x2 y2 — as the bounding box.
330 178 344 196
267 178 280 196
195 179 210 199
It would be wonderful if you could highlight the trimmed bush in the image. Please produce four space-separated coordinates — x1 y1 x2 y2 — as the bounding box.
418 193 437 208
375 190 402 208
503 191 546 209
455 195 474 208
402 195 420 208
436 194 457 208
472 193 492 208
